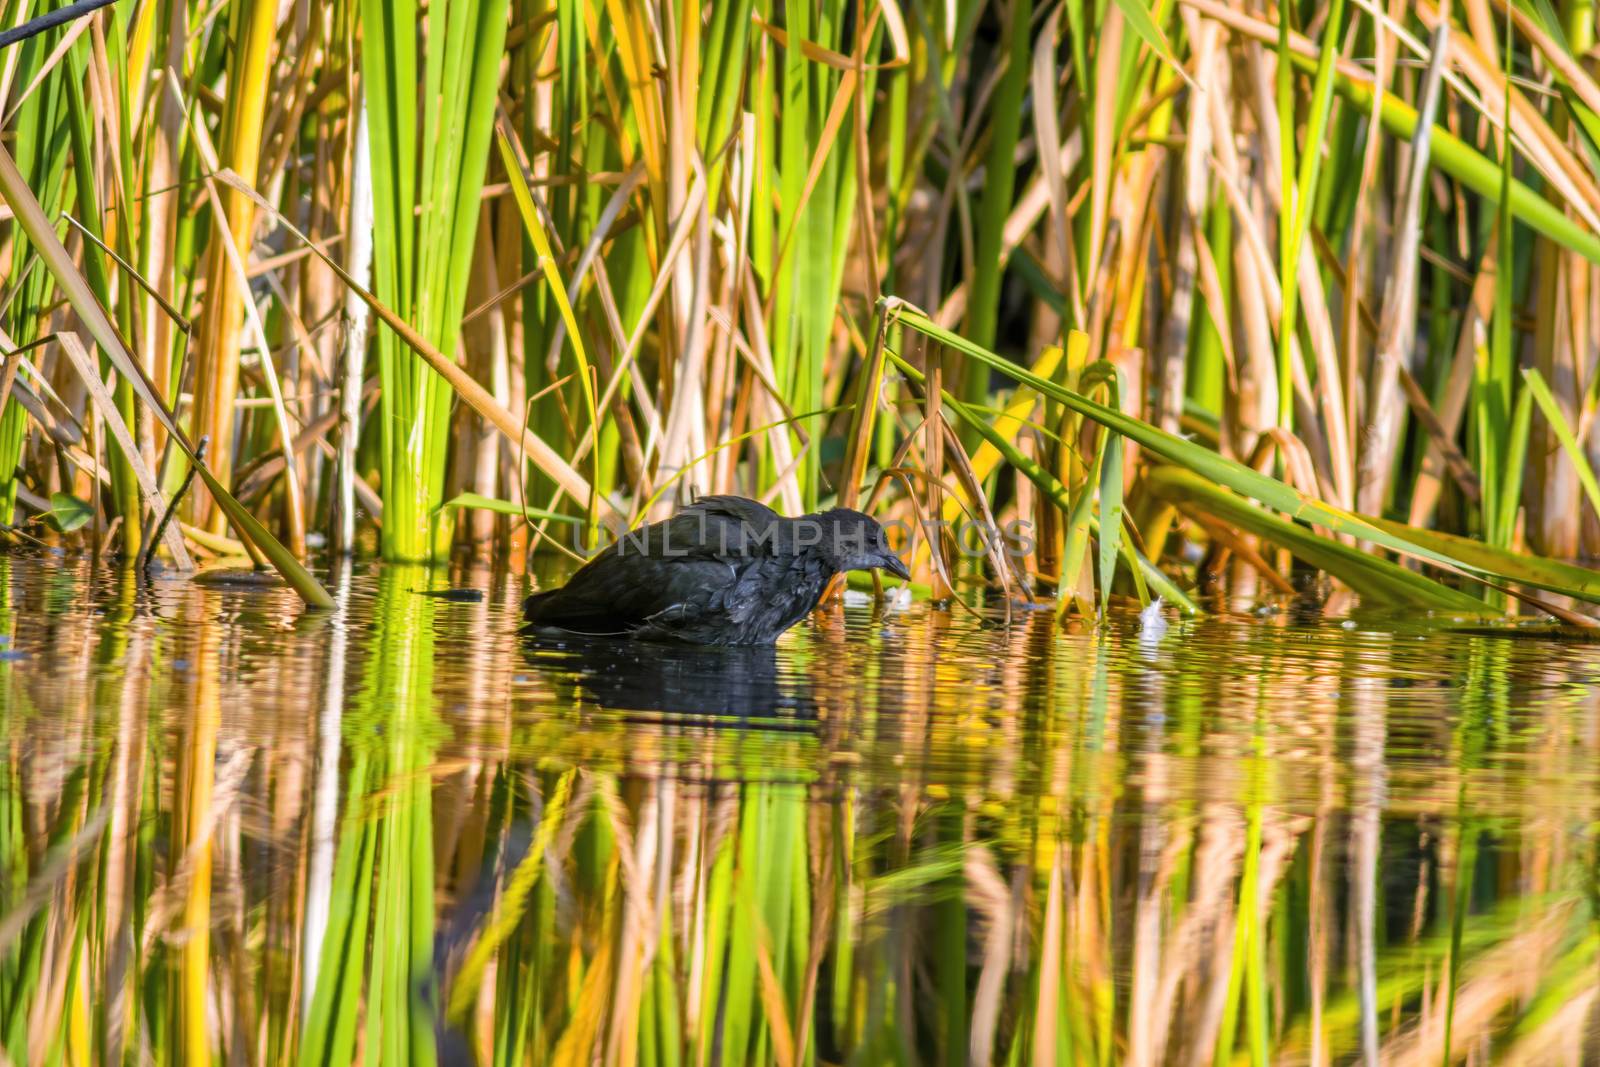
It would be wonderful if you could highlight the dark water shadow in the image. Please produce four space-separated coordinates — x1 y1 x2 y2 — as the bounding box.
518 631 815 724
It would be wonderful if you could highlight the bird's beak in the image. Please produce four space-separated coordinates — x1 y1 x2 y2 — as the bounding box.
880 552 912 582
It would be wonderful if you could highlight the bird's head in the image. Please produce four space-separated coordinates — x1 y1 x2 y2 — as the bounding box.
812 508 912 581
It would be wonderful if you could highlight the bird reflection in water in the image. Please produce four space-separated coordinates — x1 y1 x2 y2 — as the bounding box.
518 633 815 725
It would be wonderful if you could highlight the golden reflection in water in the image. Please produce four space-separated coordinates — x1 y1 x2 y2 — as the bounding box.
175 585 220 1066
0 556 1595 1065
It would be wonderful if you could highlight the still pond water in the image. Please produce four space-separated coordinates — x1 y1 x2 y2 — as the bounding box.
0 554 1596 1065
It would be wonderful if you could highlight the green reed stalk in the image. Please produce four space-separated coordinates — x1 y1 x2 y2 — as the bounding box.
1481 6 1520 549
1274 4 1295 433
62 35 141 550
0 370 24 533
769 0 821 506
1095 388 1125 615
363 0 510 560
766 0 804 471
1187 195 1231 416
1276 0 1346 432
961 0 1031 419
0 25 72 532
698 0 755 205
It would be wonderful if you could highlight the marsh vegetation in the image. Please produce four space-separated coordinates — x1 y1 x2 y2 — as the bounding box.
0 0 1599 1061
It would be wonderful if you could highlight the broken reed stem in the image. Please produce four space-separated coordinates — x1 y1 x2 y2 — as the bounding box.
143 435 207 576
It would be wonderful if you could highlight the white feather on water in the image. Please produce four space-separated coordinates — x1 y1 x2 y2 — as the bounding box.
1139 597 1169 642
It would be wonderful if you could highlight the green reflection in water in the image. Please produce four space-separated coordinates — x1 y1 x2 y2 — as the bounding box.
303 566 442 1066
0 556 1593 1065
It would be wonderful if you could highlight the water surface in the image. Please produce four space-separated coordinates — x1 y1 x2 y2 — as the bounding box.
0 554 1596 1064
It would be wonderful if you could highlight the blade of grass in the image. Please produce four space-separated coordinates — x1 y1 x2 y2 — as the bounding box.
437 492 583 525
495 124 601 547
1360 510 1600 604
1147 466 1492 612
1520 366 1600 526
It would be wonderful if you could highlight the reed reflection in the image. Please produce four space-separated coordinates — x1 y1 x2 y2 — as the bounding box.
0 559 1593 1064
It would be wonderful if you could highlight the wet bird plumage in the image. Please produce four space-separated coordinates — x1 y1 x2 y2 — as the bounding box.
522 496 910 645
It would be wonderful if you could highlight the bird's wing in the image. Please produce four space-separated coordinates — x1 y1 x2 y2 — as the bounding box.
681 495 781 527
524 497 785 637
524 544 741 635
675 495 784 557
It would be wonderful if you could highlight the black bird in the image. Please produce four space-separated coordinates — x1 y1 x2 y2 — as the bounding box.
522 495 911 645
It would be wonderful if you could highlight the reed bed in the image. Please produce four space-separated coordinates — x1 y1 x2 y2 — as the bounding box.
0 0 1597 619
